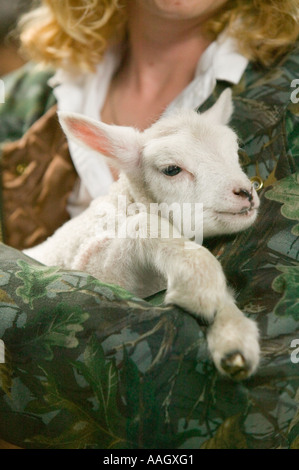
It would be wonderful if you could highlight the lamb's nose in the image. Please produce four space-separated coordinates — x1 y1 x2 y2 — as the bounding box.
233 188 253 202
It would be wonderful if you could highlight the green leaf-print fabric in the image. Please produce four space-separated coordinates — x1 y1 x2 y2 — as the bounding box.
266 172 299 236
0 243 298 449
15 261 63 308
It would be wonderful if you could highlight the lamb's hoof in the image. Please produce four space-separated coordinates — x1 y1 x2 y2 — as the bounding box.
221 351 251 381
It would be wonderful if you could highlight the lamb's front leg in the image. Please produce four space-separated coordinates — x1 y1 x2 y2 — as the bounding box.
121 214 260 379
152 237 260 379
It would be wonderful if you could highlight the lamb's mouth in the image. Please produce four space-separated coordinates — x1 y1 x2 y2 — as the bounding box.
216 206 256 217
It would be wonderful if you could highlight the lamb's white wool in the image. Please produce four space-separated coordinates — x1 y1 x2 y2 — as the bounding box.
24 89 260 380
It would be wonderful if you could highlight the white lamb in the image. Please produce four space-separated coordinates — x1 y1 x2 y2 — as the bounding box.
24 89 260 380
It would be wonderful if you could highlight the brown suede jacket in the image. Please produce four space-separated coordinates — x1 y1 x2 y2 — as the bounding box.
1 69 77 249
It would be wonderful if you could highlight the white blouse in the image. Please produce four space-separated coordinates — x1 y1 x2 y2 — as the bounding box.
49 34 248 217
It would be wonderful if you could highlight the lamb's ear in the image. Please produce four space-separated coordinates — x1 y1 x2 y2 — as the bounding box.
201 88 233 125
58 112 142 170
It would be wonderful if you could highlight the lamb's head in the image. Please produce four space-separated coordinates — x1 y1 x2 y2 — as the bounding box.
59 89 259 239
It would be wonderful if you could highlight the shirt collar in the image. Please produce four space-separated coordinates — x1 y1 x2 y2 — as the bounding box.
197 33 248 84
165 33 248 114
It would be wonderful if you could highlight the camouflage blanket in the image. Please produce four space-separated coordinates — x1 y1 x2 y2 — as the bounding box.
0 42 299 448
0 241 298 449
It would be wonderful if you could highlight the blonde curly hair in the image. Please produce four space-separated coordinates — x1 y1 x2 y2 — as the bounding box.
19 0 299 71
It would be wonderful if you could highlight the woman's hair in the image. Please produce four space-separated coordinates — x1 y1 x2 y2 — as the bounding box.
19 0 299 71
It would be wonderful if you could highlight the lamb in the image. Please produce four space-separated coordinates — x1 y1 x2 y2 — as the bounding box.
24 89 260 380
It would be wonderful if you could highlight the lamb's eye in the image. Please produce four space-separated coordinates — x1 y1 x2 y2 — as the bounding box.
162 165 182 177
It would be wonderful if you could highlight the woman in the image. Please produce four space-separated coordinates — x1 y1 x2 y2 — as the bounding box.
0 0 298 449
